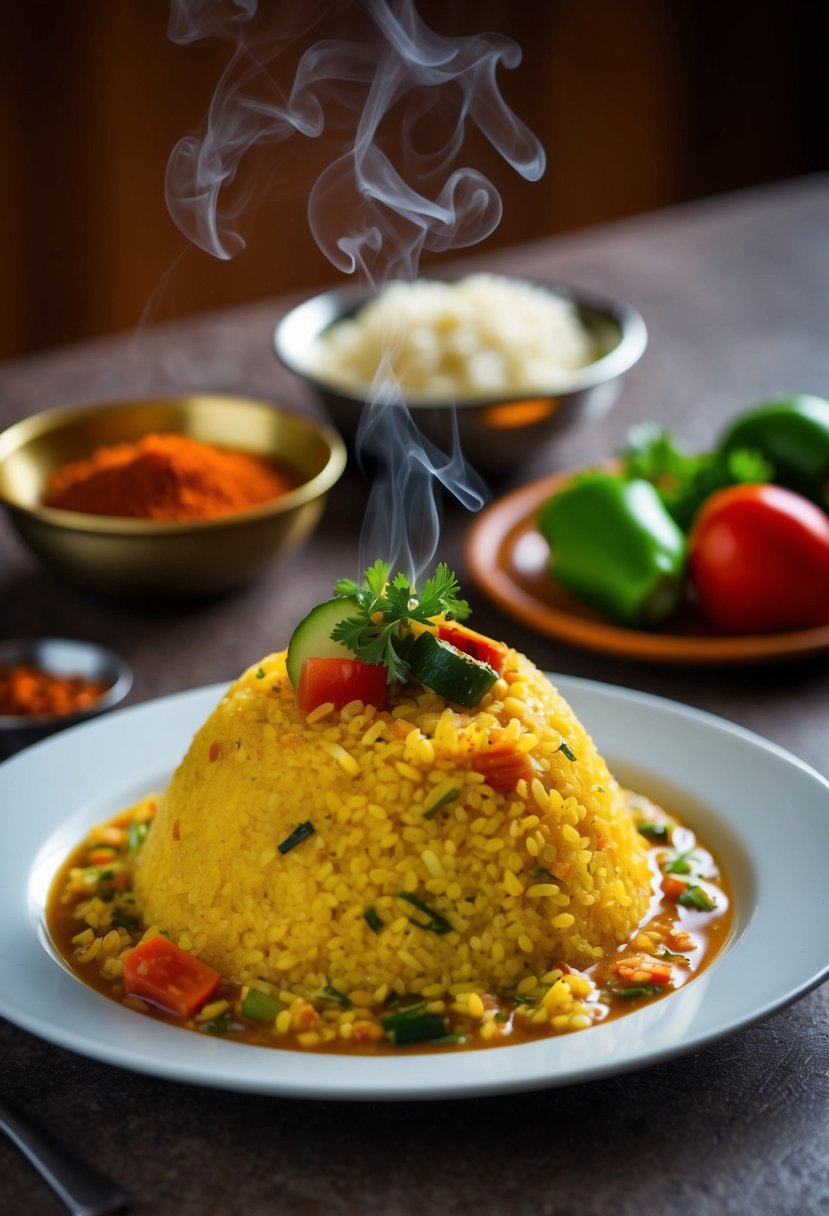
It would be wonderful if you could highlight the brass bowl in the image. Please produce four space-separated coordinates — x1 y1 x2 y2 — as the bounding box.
0 637 132 757
0 395 347 598
273 278 647 479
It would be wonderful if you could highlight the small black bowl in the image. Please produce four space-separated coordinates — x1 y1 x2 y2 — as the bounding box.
0 638 132 759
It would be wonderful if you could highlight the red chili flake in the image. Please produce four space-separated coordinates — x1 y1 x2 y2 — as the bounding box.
208 741 222 762
172 819 181 841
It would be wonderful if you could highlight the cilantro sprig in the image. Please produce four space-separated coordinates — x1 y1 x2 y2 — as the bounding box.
331 561 469 683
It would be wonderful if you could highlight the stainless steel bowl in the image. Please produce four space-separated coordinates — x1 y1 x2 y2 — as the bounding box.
0 637 132 757
273 278 647 478
0 395 347 598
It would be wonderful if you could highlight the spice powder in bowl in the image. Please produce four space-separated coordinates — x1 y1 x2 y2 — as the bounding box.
42 433 296 521
0 662 108 718
0 637 132 758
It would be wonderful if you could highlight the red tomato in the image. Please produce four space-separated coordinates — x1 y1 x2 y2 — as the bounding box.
688 483 829 632
296 656 387 714
123 935 221 1018
437 622 509 674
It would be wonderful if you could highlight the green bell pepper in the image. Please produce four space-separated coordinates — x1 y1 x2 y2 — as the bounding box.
537 473 687 627
719 394 829 510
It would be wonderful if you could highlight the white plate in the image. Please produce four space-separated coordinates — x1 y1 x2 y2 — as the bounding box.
2 679 828 1101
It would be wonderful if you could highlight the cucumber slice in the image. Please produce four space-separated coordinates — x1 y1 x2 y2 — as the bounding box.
286 596 359 690
408 631 497 707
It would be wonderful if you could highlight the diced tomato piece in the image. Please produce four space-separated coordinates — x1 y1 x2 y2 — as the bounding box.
123 935 221 1018
438 623 509 674
296 656 387 714
472 730 534 790
661 875 687 902
614 953 673 984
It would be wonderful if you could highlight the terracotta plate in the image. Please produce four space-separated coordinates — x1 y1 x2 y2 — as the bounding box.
466 469 829 664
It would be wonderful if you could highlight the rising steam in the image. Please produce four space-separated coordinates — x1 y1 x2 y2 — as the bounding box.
166 0 546 579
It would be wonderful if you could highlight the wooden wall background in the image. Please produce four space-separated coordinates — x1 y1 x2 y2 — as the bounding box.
2 0 827 361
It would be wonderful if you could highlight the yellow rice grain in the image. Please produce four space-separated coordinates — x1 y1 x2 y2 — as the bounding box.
133 648 651 1008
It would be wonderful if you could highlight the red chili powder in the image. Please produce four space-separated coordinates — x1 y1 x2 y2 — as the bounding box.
42 433 296 520
0 663 108 717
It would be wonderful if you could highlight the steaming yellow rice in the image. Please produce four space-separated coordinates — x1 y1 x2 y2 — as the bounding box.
133 648 651 1003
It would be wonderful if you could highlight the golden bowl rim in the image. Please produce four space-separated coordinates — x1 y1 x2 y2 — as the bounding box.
0 394 348 535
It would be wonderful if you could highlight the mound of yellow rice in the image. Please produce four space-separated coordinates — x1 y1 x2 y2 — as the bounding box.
134 648 652 1004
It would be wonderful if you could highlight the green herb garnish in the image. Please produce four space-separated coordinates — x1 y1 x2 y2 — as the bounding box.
380 1001 427 1030
679 884 717 912
321 984 353 1008
616 983 664 999
665 854 696 875
664 835 701 875
397 891 453 936
423 787 459 820
277 821 315 854
331 561 469 683
659 946 688 962
255 667 266 679
127 820 149 850
382 1011 450 1046
363 906 384 933
558 741 577 762
109 908 140 930
636 821 670 842
200 1010 239 1034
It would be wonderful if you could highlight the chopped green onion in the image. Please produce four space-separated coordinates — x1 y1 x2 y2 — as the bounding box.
665 856 694 875
559 742 577 762
679 884 717 912
277 821 315 854
380 1002 427 1031
659 946 688 961
636 822 670 842
386 1013 450 1046
363 907 384 933
321 984 352 1008
127 820 149 850
422 787 459 820
242 988 285 1022
255 667 266 679
617 984 663 998
109 908 139 930
530 865 554 879
201 1010 238 1034
397 892 453 936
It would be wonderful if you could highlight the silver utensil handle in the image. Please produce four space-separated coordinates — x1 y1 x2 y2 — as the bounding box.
0 1100 129 1216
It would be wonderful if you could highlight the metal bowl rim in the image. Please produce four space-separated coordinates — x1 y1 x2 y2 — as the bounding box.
273 277 648 409
0 395 347 533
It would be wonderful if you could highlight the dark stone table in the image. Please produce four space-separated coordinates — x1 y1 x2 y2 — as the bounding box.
1 174 828 1215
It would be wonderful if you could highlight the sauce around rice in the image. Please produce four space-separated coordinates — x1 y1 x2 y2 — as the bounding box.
46 670 730 1054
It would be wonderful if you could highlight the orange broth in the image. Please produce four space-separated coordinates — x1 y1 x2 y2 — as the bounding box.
46 790 732 1054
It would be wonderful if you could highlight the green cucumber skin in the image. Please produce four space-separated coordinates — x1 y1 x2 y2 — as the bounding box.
286 596 358 689
409 631 497 707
